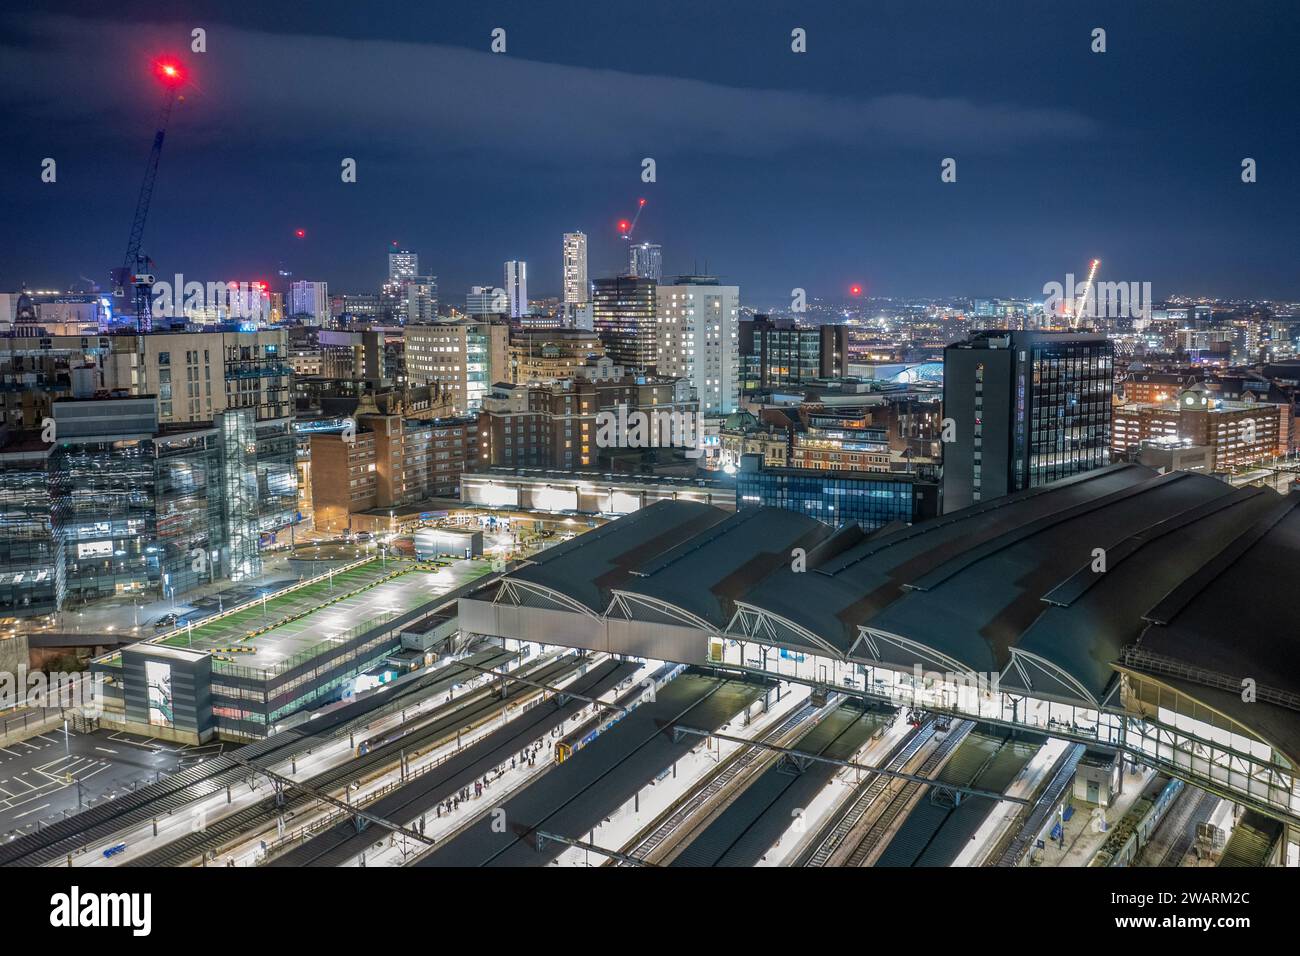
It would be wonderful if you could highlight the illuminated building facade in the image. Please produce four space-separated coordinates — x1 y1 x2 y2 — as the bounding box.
1113 384 1285 471
791 417 892 472
656 276 740 415
592 275 657 371
403 320 509 414
943 330 1113 512
562 232 588 306
0 396 294 615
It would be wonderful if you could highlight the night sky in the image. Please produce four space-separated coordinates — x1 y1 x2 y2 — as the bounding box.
2 1 1297 309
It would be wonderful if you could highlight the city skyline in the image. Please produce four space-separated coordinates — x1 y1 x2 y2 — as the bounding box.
2 1 1297 306
0 1 1297 894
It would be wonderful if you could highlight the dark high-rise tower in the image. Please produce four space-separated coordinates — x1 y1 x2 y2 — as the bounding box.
592 275 658 370
941 330 1113 513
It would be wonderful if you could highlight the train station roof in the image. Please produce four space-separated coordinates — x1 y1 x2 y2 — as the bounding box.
490 463 1300 764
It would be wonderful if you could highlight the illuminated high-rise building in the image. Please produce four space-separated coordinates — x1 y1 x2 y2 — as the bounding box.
628 242 662 282
562 232 588 306
402 275 438 323
942 330 1113 512
656 275 740 414
504 260 528 320
592 275 657 371
403 320 509 414
388 248 418 282
289 281 329 323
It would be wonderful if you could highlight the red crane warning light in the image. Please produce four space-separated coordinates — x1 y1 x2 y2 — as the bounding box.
154 59 185 87
295 228 306 239
619 197 648 239
850 284 863 297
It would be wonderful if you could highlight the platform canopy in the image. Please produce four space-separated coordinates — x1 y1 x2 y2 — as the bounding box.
481 464 1300 766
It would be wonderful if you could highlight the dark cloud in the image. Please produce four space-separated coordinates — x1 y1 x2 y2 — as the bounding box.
0 15 1098 161
0 4 1295 301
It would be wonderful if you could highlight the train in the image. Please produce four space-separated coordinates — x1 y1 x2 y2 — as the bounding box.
1089 773 1183 867
554 661 684 765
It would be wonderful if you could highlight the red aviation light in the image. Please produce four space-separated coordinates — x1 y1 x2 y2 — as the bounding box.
154 59 185 87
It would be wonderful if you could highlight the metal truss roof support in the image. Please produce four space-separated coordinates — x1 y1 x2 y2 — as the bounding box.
730 602 845 660
609 590 717 633
532 829 655 866
669 725 1029 806
858 626 975 676
455 659 632 716
226 752 433 847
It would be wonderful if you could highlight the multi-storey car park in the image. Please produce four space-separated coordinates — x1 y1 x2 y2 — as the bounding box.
5 460 1298 868
88 555 494 739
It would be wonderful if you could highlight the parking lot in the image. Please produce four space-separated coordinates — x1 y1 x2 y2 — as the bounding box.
0 726 223 841
155 558 494 669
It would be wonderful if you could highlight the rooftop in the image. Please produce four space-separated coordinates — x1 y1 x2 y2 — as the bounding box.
485 463 1300 764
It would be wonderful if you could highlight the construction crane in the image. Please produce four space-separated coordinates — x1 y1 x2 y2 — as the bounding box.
617 198 647 240
110 58 186 332
1071 258 1101 327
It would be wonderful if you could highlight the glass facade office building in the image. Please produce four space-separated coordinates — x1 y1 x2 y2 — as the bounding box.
254 418 299 533
52 432 159 604
48 397 162 604
592 275 658 370
0 397 297 617
943 331 1113 513
1023 339 1113 488
154 428 226 598
738 316 847 392
744 322 822 388
464 325 492 412
736 455 937 530
0 447 63 615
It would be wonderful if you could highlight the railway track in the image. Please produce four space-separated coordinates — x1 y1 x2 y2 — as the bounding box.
0 648 517 868
413 673 764 867
797 718 935 867
270 657 640 867
118 654 586 867
843 720 974 867
615 699 823 865
669 703 882 868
